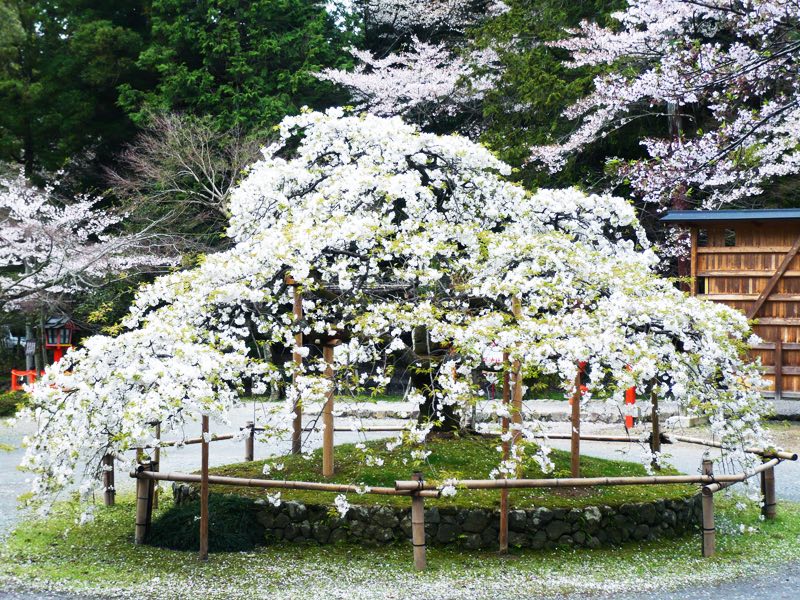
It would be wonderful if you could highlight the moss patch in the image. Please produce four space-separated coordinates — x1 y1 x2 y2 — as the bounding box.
206 434 695 509
1 495 799 600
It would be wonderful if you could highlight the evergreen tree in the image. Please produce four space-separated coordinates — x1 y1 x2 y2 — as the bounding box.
120 0 353 133
0 1 150 182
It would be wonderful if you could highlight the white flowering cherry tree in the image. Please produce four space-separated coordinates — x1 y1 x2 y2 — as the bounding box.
21 109 769 511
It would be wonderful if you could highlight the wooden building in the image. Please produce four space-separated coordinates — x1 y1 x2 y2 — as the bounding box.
662 209 800 400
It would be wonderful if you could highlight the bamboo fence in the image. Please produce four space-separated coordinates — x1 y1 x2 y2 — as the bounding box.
125 411 796 569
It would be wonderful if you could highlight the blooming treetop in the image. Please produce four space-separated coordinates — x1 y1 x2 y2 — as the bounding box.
22 109 769 509
317 40 500 126
319 1 507 127
0 172 167 310
529 0 800 209
358 0 509 33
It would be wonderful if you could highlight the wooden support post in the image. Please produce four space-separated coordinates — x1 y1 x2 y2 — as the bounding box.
102 453 115 507
323 344 335 478
411 472 426 571
774 339 783 402
152 422 161 510
650 389 661 472
134 461 153 544
571 364 583 478
510 297 523 446
245 421 255 462
701 459 715 557
199 415 210 561
761 458 777 520
499 352 510 554
291 282 304 455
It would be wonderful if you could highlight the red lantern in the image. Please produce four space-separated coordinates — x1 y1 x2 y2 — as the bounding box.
43 316 77 362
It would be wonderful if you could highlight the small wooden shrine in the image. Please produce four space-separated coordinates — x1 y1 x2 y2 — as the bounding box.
662 209 800 400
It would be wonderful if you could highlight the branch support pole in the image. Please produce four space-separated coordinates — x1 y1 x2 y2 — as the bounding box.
701 459 715 557
761 458 777 520
102 454 115 507
571 363 584 478
244 421 255 462
199 415 209 561
411 471 426 571
152 421 161 510
323 343 335 478
291 280 304 455
499 352 510 554
650 388 661 471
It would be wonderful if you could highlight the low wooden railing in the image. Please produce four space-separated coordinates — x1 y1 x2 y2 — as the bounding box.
125 420 797 569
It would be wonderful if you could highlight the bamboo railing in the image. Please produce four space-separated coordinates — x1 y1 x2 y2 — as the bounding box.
120 412 796 569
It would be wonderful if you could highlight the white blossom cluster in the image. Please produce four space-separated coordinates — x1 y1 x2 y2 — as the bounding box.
21 109 770 508
319 0 507 127
317 41 500 126
529 0 800 208
357 0 509 34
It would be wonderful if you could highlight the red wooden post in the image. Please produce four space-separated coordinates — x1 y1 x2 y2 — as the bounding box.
625 385 636 429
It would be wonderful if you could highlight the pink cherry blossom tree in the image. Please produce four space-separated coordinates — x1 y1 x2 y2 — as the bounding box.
529 0 800 210
0 172 171 368
319 0 508 129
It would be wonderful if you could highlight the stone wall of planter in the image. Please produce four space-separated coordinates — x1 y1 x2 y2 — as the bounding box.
173 484 701 550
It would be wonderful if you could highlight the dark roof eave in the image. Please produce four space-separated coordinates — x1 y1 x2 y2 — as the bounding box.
661 209 800 225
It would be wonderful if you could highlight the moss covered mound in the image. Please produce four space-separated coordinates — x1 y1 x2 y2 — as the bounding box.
147 494 265 551
205 434 695 510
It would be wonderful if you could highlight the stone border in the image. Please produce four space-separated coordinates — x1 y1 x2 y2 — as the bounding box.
173 484 701 550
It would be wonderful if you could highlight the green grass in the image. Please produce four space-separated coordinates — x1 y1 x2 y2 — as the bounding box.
0 390 27 417
1 494 799 600
206 434 695 509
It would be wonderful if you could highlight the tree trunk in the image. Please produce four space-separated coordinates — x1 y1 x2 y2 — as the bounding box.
39 310 48 368
411 326 460 433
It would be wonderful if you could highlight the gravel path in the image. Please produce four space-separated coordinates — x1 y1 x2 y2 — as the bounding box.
2 414 799 600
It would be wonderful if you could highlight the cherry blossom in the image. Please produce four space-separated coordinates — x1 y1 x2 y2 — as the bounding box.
20 109 770 509
529 0 800 209
319 1 507 128
0 172 167 310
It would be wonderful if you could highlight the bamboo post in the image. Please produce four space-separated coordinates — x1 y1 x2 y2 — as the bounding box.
411 471 426 571
291 279 304 455
199 415 210 561
499 352 510 554
650 389 661 472
322 344 335 478
761 458 777 520
701 459 715 557
102 453 115 507
571 364 583 478
152 422 161 510
134 461 153 544
245 421 255 462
